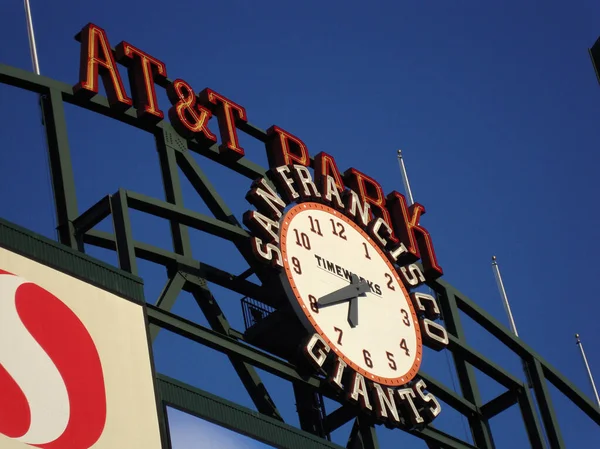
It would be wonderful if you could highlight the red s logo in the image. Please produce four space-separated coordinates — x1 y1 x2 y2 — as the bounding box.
0 270 107 448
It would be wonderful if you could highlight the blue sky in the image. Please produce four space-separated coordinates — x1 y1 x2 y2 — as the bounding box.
1 1 600 447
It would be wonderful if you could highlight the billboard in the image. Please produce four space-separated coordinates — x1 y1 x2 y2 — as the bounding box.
0 247 162 449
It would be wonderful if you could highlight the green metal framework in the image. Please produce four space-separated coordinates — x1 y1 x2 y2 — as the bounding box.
1 61 599 449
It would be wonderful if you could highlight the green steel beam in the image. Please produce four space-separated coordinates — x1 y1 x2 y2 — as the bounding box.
157 375 343 449
541 363 600 426
83 230 269 303
438 290 495 449
125 190 249 241
324 406 357 434
518 386 547 449
176 149 240 225
186 275 283 422
41 89 79 249
72 195 111 236
448 335 522 390
147 304 323 390
419 372 478 417
156 127 192 257
0 63 269 181
480 390 518 420
437 281 600 426
413 427 478 449
528 359 565 449
346 418 379 449
150 272 187 342
109 189 138 275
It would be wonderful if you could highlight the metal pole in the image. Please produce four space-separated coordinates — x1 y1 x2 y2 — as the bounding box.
396 149 415 206
22 1 59 241
575 334 600 408
491 256 519 337
24 0 41 75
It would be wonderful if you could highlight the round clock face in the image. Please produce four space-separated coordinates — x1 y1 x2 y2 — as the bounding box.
279 202 422 386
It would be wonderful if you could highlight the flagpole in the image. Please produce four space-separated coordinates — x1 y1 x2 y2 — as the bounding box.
24 0 41 75
491 256 519 336
397 150 415 206
575 334 600 408
22 1 59 240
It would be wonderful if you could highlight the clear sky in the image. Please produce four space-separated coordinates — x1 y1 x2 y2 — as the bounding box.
1 1 599 448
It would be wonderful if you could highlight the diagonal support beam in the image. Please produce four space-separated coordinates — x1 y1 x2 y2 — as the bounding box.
324 406 357 434
177 150 240 225
83 230 271 303
346 418 379 449
72 195 111 236
185 273 283 422
126 190 249 241
481 389 518 420
150 272 187 342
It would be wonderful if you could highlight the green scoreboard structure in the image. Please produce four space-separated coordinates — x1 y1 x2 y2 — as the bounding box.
0 23 598 449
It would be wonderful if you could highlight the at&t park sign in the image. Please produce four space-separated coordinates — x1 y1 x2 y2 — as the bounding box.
72 23 449 429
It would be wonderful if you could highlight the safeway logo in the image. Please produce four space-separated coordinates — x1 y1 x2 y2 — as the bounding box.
0 270 107 448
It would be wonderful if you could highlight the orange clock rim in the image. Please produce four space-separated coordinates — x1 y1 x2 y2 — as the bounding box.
280 201 423 387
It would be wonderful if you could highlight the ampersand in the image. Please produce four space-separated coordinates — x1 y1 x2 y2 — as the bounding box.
167 79 217 144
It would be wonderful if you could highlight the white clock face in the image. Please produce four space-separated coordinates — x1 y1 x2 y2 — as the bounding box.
279 202 422 386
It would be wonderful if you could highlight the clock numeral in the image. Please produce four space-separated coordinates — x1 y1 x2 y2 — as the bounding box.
293 229 311 250
291 257 302 274
385 273 395 291
333 327 343 345
401 308 411 326
400 338 410 357
330 219 347 240
363 350 373 368
386 351 397 370
362 242 371 259
309 294 319 313
308 216 323 236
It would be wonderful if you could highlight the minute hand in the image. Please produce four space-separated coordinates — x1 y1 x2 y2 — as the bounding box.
318 277 370 307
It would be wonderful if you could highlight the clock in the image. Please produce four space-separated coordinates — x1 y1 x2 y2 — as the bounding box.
279 201 423 386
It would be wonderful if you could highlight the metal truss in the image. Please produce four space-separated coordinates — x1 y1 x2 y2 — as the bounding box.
1 61 599 449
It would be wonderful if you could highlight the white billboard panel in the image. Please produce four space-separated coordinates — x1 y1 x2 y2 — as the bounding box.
0 247 163 449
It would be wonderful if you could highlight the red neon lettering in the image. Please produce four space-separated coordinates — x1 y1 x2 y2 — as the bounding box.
115 42 167 122
166 79 217 144
73 23 132 109
387 191 443 279
266 126 310 168
199 89 247 160
345 168 398 244
314 152 345 192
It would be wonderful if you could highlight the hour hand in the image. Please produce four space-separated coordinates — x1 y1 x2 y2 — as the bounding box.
317 274 370 307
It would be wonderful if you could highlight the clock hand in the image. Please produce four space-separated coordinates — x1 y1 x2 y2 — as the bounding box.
348 296 359 328
317 274 370 307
